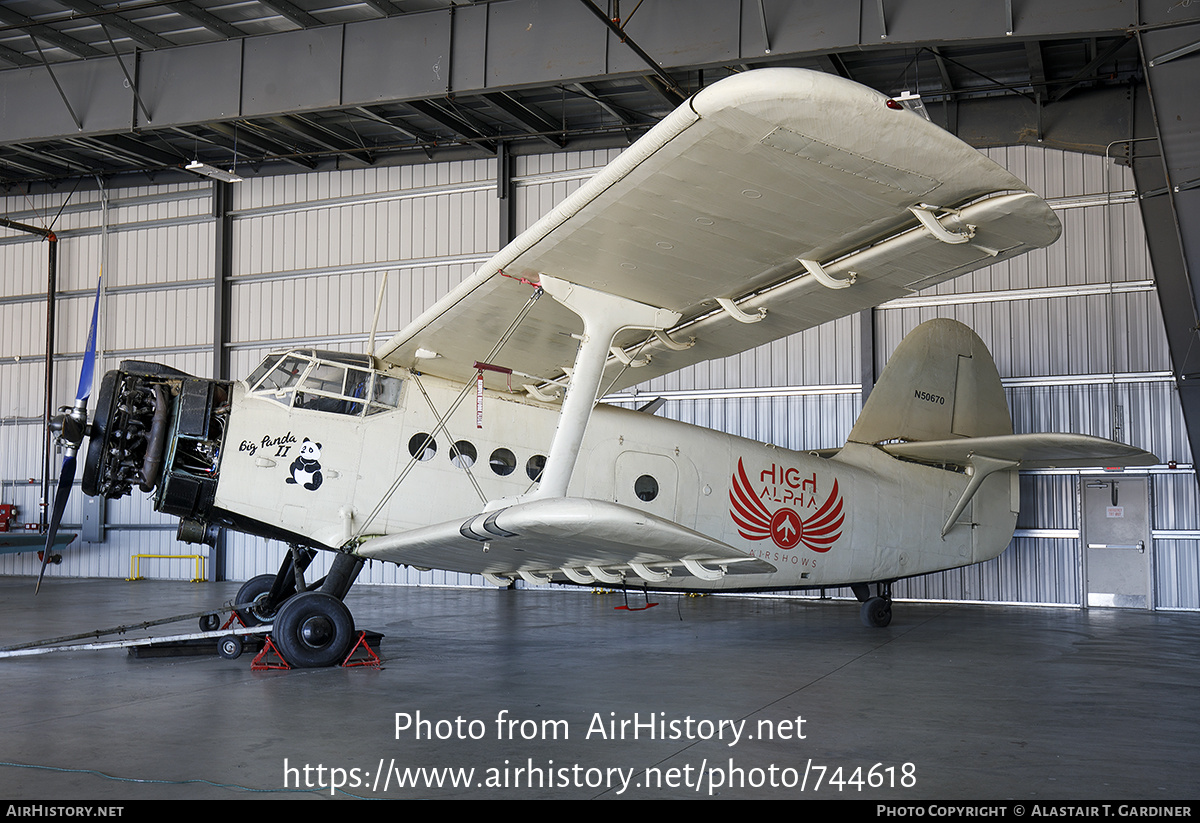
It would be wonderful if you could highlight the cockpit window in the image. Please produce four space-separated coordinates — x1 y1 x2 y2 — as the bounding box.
295 362 364 415
245 354 282 390
248 351 402 417
255 355 309 396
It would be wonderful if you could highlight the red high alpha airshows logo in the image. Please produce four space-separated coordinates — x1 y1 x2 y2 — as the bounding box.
729 458 844 552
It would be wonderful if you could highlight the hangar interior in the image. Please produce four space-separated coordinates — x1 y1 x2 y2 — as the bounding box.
1 0 1198 613
3 0 1200 803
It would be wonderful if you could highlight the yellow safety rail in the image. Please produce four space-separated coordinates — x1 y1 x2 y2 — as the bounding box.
127 553 206 583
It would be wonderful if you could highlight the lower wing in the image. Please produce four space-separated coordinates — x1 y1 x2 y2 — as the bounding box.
356 497 775 584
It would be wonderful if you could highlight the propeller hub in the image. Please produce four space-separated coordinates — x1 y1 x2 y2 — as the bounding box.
52 402 89 450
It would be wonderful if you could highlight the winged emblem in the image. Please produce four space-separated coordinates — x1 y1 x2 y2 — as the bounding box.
729 458 844 552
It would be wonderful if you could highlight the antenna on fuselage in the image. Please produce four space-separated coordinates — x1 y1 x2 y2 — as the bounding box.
367 272 390 356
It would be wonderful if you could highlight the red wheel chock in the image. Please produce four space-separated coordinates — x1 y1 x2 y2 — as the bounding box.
251 631 380 670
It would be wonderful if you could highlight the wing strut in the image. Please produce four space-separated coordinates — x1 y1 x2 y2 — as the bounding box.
353 285 546 540
529 275 681 499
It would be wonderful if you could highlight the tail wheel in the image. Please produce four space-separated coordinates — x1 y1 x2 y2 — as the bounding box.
861 596 892 628
272 591 355 668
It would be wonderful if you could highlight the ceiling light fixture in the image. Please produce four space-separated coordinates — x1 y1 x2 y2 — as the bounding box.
185 160 243 183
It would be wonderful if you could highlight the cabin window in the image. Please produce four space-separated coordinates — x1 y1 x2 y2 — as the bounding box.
450 441 477 469
367 375 404 415
409 433 436 461
635 474 659 502
489 448 517 476
526 454 546 482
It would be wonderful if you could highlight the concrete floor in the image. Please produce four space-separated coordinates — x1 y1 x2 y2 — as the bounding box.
0 576 1197 801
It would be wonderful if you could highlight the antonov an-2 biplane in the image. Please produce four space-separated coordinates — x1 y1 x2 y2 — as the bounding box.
42 68 1155 666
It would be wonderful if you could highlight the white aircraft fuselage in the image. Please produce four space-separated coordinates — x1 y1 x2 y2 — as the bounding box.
207 358 1016 593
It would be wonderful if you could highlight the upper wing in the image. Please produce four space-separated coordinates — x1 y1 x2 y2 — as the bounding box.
375 67 1061 395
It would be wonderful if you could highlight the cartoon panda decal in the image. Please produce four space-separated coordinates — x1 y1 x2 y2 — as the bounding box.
286 438 324 491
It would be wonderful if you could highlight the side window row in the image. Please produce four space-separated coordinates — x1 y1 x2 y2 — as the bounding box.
408 433 545 482
405 433 657 501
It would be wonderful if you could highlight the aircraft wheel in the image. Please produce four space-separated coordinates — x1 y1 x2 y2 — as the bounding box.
235 574 281 626
199 613 221 632
272 592 355 668
861 596 892 628
217 635 243 660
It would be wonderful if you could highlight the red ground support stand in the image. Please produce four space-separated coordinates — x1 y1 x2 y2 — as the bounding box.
341 632 381 668
251 631 380 670
222 611 248 630
251 636 292 670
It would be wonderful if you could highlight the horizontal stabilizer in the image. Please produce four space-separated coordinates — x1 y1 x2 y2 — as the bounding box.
882 433 1158 469
357 497 775 582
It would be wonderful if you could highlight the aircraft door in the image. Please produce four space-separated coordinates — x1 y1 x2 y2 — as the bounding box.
1081 476 1153 609
614 451 678 519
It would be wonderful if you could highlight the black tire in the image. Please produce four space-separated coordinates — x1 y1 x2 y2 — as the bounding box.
199 613 221 632
235 574 282 626
861 596 892 628
217 635 243 660
272 592 356 668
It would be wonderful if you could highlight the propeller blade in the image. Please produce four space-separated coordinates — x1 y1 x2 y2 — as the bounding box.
76 276 101 404
36 455 76 594
37 276 98 593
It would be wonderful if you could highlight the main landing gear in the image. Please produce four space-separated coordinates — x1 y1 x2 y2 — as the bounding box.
851 581 893 628
232 547 365 668
273 592 356 668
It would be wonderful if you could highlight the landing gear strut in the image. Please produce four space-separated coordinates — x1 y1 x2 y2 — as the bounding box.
233 546 316 626
271 553 364 668
855 581 893 628
230 549 364 667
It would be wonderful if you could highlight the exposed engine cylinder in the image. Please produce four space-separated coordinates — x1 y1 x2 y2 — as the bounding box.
82 368 166 499
82 362 231 526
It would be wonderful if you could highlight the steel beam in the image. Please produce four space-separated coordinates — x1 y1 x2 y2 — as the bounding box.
0 0 1149 146
212 180 232 581
1135 11 1200 479
406 100 497 155
256 0 321 29
53 0 173 50
482 92 565 148
164 2 242 39
266 115 373 166
0 7 102 60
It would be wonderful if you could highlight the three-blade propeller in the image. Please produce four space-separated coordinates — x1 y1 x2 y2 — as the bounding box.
36 277 101 593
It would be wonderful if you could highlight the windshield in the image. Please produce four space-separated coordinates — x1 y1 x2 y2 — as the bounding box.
246 351 403 417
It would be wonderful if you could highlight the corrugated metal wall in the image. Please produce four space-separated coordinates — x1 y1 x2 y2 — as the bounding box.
2 144 1196 609
0 182 213 582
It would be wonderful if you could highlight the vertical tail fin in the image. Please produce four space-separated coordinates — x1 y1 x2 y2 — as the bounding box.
849 319 1012 446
